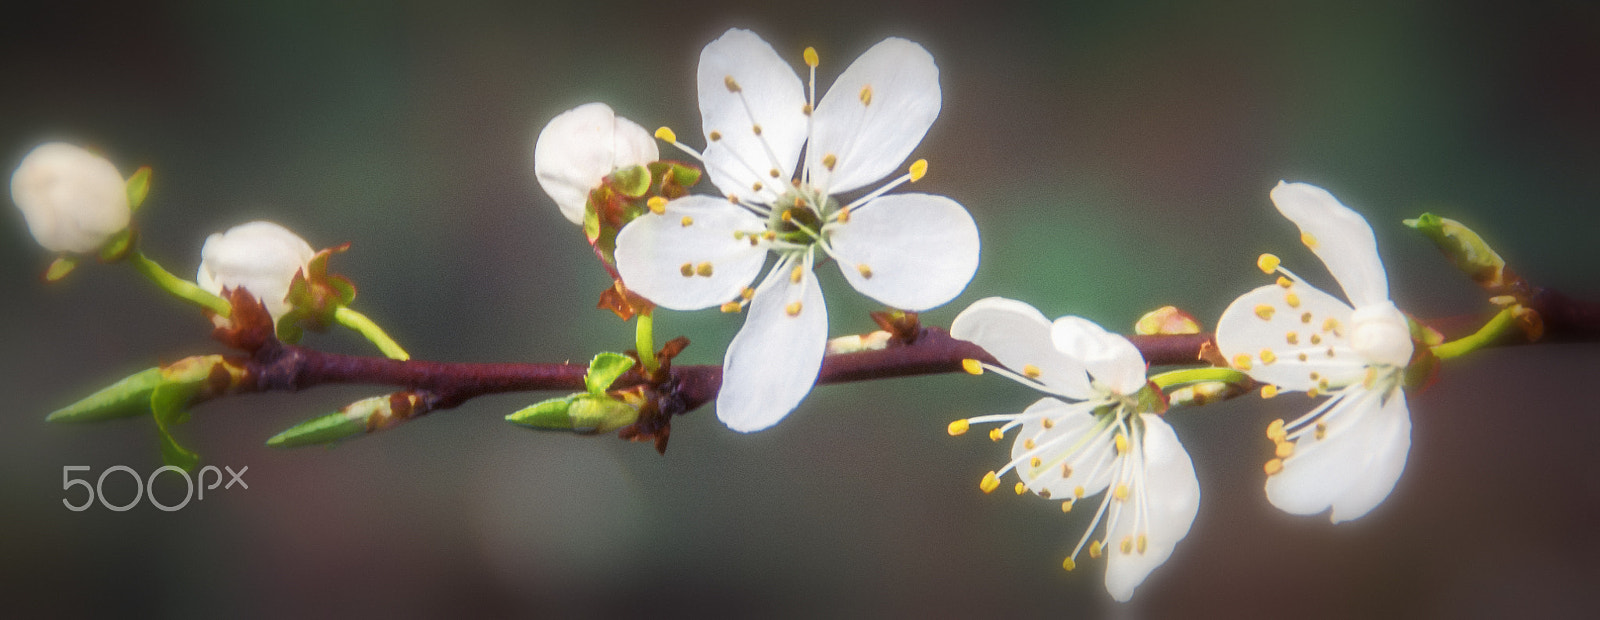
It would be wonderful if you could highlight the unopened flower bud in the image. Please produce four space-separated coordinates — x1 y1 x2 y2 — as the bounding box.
533 102 658 224
196 221 315 321
9 142 131 254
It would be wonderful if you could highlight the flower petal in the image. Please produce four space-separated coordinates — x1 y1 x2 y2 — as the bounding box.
949 297 1092 399
697 29 807 201
1328 390 1411 523
1009 398 1115 498
827 193 978 312
1264 386 1410 520
1050 317 1147 396
533 103 658 224
613 196 768 311
716 257 828 432
1270 181 1389 307
807 37 941 195
1215 283 1365 392
1104 414 1199 602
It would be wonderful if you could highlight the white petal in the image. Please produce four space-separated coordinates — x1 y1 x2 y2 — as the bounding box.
697 29 807 200
533 103 658 224
1270 181 1389 307
613 196 769 311
949 297 1092 399
1329 390 1411 523
1104 415 1199 602
9 142 130 254
1264 387 1409 519
1009 398 1115 498
827 193 978 312
716 258 828 432
196 221 316 321
1050 317 1147 396
1214 283 1365 391
807 38 941 195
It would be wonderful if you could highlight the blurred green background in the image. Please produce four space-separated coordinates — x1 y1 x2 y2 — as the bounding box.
3 0 1598 616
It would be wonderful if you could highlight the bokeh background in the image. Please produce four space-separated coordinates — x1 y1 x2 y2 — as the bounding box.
3 0 1598 617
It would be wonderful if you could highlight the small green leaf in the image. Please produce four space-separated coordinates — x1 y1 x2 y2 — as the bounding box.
585 352 635 394
505 396 578 429
150 381 203 471
267 410 370 447
97 228 135 262
43 256 79 282
47 367 164 423
126 166 152 211
609 164 652 198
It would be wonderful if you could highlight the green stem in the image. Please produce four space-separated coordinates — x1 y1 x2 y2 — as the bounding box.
636 311 660 374
333 307 411 360
1431 307 1519 360
1149 367 1250 390
128 251 232 317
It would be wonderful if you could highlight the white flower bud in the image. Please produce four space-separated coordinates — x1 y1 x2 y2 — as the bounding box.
9 142 132 254
533 102 658 224
196 221 316 321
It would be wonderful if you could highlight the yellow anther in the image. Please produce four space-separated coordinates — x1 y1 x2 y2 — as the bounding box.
781 209 794 222
856 263 873 279
741 287 755 300
1257 253 1281 274
734 231 745 241
1062 557 1076 571
1233 353 1253 370
1318 377 1330 390
752 124 763 136
1301 312 1313 324
1254 304 1276 320
679 263 694 277
1137 535 1148 554
1061 463 1072 477
837 206 850 223
1285 292 1301 308
727 194 739 203
681 216 694 227
1307 386 1321 398
1325 348 1335 359
1042 418 1055 430
785 301 803 317
768 168 779 178
989 428 1003 442
1315 422 1328 440
822 154 837 170
979 471 1000 494
1277 276 1293 288
908 159 928 182
752 182 764 192
1301 231 1318 249
1363 367 1378 389
1261 385 1279 399
1113 484 1129 501
1309 371 1320 380
646 196 668 214
696 262 714 277
723 75 741 92
1114 434 1129 455
709 130 722 141
859 85 873 105
1039 489 1052 499
1259 349 1277 365
1014 481 1027 495
1061 499 1074 513
1023 438 1037 450
1120 536 1134 555
762 231 776 241
1322 317 1340 333
962 358 983 375
1310 333 1322 345
1298 353 1309 362
1074 485 1085 498
720 301 742 313
1275 440 1295 459
790 264 803 283
1264 458 1284 475
803 46 819 67
801 103 813 116
1286 332 1299 345
1266 418 1286 441
1089 541 1103 559
947 419 970 436
1023 364 1042 379
654 126 677 142
1029 457 1042 468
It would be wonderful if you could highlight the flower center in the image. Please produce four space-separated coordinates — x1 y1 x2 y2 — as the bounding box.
769 190 836 245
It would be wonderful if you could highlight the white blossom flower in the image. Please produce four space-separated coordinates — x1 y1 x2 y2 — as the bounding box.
534 102 659 224
1216 181 1414 523
614 29 980 433
949 297 1199 602
196 221 316 321
9 142 131 254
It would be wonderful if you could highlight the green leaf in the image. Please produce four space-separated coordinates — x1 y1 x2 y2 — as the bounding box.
97 229 135 262
150 381 203 471
585 352 635 394
505 396 578 429
126 166 152 211
44 256 79 282
47 367 164 423
266 410 370 448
